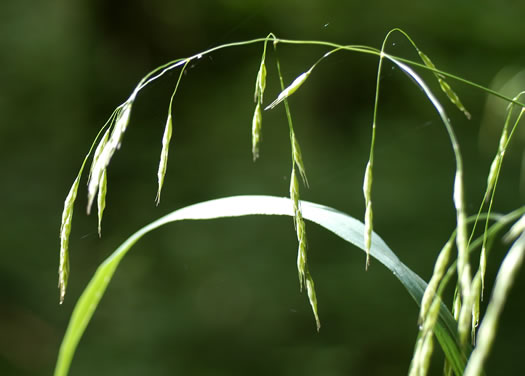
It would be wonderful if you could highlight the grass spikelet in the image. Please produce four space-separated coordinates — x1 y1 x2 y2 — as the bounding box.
464 216 525 376
296 217 307 290
156 112 173 205
290 167 300 219
292 132 308 186
254 58 267 103
156 60 189 205
251 45 267 161
457 291 472 346
471 276 481 343
479 243 487 297
417 50 471 120
363 161 373 268
290 167 306 287
453 170 472 309
252 102 263 161
265 68 312 111
89 127 111 179
87 101 133 214
409 297 441 376
59 176 80 304
97 168 107 237
305 271 320 331
57 112 119 304
419 237 453 324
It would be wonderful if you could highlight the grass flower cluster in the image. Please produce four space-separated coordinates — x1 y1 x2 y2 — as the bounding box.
56 31 524 376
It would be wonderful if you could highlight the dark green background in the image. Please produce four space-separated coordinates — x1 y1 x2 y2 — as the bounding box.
1 1 524 375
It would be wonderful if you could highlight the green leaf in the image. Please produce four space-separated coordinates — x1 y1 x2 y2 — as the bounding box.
54 195 467 376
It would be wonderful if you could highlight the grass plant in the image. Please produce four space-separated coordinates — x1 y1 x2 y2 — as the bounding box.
55 31 524 376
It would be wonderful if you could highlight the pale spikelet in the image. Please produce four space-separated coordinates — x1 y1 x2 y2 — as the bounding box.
112 102 132 149
292 133 308 186
471 277 481 344
364 201 373 269
437 80 472 120
252 54 266 161
485 157 500 202
417 333 434 376
296 211 307 290
97 168 107 237
418 51 471 120
453 170 471 301
423 296 441 335
363 161 373 268
89 127 111 179
479 243 487 298
265 69 312 110
251 102 262 161
254 59 267 103
290 166 318 331
410 297 441 376
486 126 508 198
156 112 173 205
87 102 132 214
290 167 307 289
306 271 321 331
419 298 441 375
409 338 423 376
411 341 430 376
59 176 80 304
290 167 300 220
419 237 453 323
457 271 473 346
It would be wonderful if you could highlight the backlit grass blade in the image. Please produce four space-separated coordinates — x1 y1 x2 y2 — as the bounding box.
385 55 472 343
54 195 468 376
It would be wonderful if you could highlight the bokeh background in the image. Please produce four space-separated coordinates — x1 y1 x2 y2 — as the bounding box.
1 0 524 375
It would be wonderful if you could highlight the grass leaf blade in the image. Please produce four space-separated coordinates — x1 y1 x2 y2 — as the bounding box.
55 195 467 376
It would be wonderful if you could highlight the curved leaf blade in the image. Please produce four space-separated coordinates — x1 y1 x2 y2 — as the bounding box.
55 195 467 376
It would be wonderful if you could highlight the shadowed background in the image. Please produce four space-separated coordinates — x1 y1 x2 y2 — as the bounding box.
1 0 524 375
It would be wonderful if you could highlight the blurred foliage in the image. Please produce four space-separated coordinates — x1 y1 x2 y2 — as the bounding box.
1 0 524 375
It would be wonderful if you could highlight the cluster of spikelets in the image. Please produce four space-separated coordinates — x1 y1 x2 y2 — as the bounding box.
59 31 525 376
253 37 321 330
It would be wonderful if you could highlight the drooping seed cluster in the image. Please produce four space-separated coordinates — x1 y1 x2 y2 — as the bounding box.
258 40 321 330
